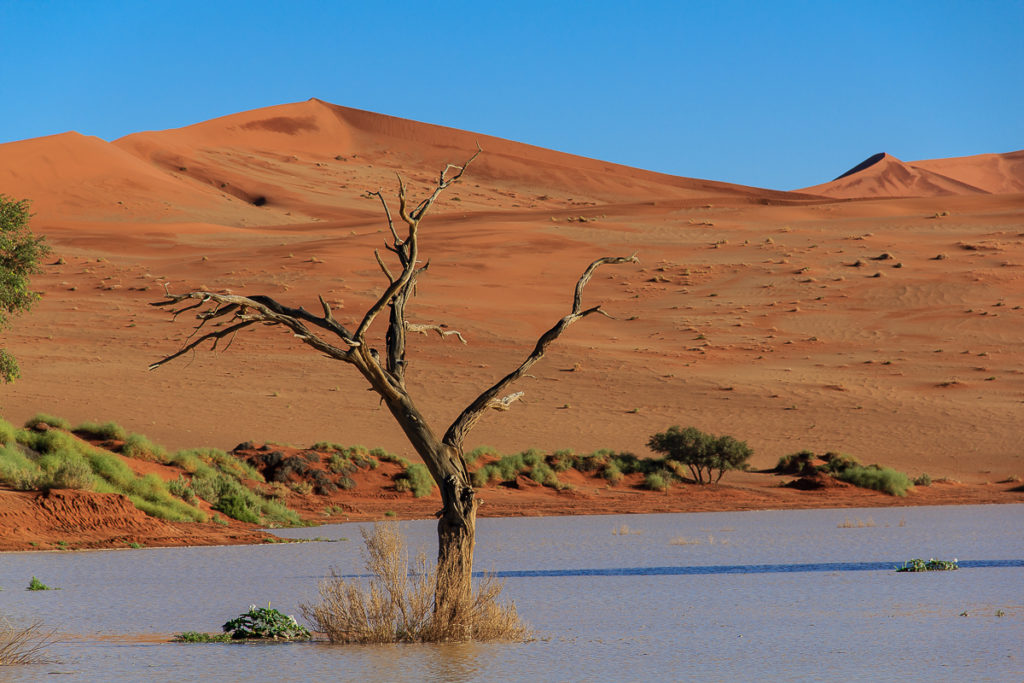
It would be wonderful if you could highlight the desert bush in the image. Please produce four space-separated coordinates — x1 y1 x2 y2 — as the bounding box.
520 449 544 468
171 448 263 482
0 614 55 664
896 558 958 572
23 413 70 430
775 450 816 475
818 452 860 474
644 472 670 492
603 462 623 485
74 421 127 441
835 465 914 496
647 426 752 484
0 418 16 445
547 449 575 472
301 522 529 643
464 445 498 465
40 455 94 490
529 462 559 487
122 433 167 461
914 473 932 486
167 475 198 504
575 451 609 473
400 463 434 498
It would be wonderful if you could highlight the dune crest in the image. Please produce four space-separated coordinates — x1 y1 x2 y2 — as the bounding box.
802 150 1024 198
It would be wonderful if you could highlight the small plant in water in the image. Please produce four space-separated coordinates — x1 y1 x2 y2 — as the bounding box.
222 605 310 640
172 631 232 643
895 558 959 572
26 577 55 591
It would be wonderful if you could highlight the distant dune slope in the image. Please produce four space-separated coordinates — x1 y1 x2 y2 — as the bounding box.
802 150 1024 198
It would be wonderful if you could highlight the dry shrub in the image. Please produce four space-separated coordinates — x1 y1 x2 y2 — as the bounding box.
0 615 56 665
301 522 529 644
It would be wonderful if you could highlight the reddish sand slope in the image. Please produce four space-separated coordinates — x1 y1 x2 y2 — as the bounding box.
802 150 1024 198
1 99 1022 501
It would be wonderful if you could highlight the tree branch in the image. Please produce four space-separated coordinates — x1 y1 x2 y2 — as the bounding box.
443 253 639 449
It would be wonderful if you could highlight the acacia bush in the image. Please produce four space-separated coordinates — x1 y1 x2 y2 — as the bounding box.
647 426 752 484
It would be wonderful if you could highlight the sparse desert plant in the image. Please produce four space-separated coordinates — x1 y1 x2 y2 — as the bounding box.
122 433 167 461
546 449 575 472
464 445 498 465
396 463 434 498
301 522 528 643
74 421 127 441
603 461 624 485
644 472 670 492
0 195 50 383
23 413 70 430
172 631 232 643
914 473 932 486
0 614 56 664
835 465 913 496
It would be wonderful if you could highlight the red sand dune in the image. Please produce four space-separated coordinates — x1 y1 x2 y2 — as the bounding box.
802 150 1024 198
1 99 1022 532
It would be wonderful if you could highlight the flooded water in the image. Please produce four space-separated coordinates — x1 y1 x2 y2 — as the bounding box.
1 504 1021 681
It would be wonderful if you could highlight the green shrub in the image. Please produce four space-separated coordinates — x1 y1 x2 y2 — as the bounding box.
170 448 263 482
259 498 302 527
398 463 434 498
547 449 575 472
520 449 544 468
644 472 670 492
465 445 498 465
471 465 496 488
222 605 310 640
23 413 70 430
41 455 94 490
530 462 558 487
896 558 958 572
74 421 127 441
0 417 16 445
819 452 860 474
26 577 54 591
338 476 356 491
603 462 623 485
835 465 914 496
122 433 167 461
914 473 932 486
775 450 816 474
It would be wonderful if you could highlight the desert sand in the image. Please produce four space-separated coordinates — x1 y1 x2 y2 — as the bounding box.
0 99 1021 549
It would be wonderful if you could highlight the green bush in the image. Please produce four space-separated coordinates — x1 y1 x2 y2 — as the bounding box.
529 462 559 487
24 413 70 430
644 471 671 491
397 463 434 498
547 449 575 472
914 473 932 486
775 450 816 474
819 452 860 474
27 576 54 591
74 421 127 441
465 445 498 465
0 417 16 445
603 462 623 485
835 465 913 496
122 433 167 461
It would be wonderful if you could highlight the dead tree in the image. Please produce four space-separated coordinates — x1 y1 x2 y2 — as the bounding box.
151 151 638 636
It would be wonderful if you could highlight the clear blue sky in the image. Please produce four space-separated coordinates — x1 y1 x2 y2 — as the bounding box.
1 0 1021 190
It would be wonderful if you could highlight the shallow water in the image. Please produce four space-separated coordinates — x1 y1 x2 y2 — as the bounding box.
1 504 1021 681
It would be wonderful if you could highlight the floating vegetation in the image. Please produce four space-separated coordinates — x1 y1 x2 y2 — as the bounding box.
895 558 959 572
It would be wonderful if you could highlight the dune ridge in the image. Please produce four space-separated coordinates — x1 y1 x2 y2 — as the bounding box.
802 150 1024 198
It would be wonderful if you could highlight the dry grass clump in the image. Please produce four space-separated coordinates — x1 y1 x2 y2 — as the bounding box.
301 523 529 644
0 615 55 665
